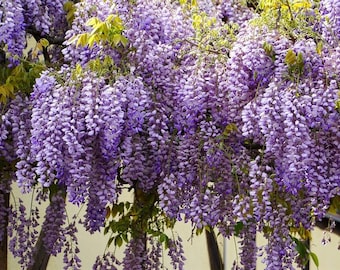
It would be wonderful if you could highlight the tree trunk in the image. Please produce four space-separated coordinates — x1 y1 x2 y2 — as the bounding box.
27 230 50 270
0 192 9 270
28 186 67 270
206 230 224 270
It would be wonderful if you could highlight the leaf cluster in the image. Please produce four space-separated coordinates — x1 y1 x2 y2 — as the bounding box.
189 12 237 57
290 235 319 269
285 49 304 81
328 195 340 215
253 0 321 41
0 60 45 103
70 15 128 48
336 91 340 113
104 189 175 250
63 1 77 26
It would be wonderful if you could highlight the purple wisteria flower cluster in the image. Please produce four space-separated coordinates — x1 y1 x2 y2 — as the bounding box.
0 0 340 269
0 0 68 64
0 0 25 62
41 191 67 256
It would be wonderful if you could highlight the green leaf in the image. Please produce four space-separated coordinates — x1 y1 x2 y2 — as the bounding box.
336 99 340 112
223 123 238 137
112 16 124 31
86 17 101 27
115 235 123 247
109 220 118 232
192 14 202 29
0 84 14 103
122 233 129 243
65 35 79 45
88 34 98 48
76 33 89 47
117 202 125 215
191 0 198 7
316 41 323 55
285 49 297 65
120 36 129 47
107 237 114 247
310 252 319 268
291 236 308 258
296 52 304 75
205 226 211 232
64 1 75 24
125 201 131 211
297 52 304 65
90 22 106 36
159 233 168 243
63 1 74 12
263 225 272 234
329 195 340 214
112 34 123 46
39 38 49 48
234 221 244 236
75 64 83 76
196 227 203 235
111 205 119 218
66 10 75 24
263 41 275 60
106 14 115 23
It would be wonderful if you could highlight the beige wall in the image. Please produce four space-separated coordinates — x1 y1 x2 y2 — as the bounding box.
8 187 212 269
8 185 340 270
224 229 340 270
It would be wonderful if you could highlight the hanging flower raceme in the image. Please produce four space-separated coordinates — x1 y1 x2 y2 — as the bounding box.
319 0 340 47
0 0 26 63
1 1 340 270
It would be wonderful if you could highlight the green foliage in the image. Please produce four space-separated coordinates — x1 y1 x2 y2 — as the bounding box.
188 11 237 57
290 235 319 269
253 0 321 41
63 1 76 25
336 91 340 113
328 195 340 215
289 224 311 241
222 123 238 137
177 3 237 60
66 14 132 78
234 221 244 236
179 0 198 9
0 61 45 104
263 41 276 61
310 251 319 268
87 56 119 79
70 15 128 48
104 189 176 250
285 49 304 81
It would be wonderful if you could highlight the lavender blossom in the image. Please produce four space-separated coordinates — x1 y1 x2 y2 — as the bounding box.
93 252 120 270
167 236 186 270
41 191 67 255
0 0 25 62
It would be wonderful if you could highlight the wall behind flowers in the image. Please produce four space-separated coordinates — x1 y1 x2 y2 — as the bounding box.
8 183 340 269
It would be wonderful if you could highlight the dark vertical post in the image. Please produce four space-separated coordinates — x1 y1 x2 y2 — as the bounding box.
206 230 224 270
303 239 310 270
0 192 9 270
27 230 51 270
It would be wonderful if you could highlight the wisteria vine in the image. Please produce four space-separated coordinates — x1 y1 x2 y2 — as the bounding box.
0 0 339 269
